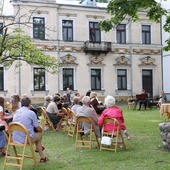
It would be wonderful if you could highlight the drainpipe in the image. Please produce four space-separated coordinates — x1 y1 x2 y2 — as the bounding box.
129 18 133 97
56 6 60 93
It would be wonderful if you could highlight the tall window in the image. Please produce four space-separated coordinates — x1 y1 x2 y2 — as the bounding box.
33 68 45 91
117 69 127 90
142 25 151 44
116 24 126 44
0 23 3 35
89 22 101 42
33 17 45 40
62 20 73 41
0 67 4 91
63 68 74 90
91 69 101 90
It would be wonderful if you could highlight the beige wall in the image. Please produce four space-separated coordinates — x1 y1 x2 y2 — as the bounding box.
0 1 162 102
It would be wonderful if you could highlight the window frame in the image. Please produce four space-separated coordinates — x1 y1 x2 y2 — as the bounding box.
89 22 101 42
142 25 151 44
117 69 127 90
33 68 46 91
116 24 126 44
91 68 101 90
0 23 3 35
63 68 74 91
0 67 4 91
62 20 73 42
33 17 45 40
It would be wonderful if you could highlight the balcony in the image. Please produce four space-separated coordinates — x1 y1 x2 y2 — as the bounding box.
84 41 111 55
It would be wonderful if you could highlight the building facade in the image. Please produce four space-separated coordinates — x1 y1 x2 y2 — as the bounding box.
0 0 162 102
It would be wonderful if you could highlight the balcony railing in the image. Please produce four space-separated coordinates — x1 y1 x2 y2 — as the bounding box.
84 41 111 55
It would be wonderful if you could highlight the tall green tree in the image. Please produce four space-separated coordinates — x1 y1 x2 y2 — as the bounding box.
100 0 170 51
0 28 59 74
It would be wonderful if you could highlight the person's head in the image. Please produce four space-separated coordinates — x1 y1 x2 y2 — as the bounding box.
45 95 52 102
53 96 61 104
75 92 80 97
82 96 90 105
90 92 97 99
73 96 80 104
105 95 115 108
22 94 28 99
86 90 91 97
21 97 31 107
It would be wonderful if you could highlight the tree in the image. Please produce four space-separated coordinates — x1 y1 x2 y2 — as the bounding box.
100 0 170 50
0 27 59 74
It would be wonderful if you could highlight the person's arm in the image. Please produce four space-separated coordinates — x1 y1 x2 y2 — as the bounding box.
35 125 43 133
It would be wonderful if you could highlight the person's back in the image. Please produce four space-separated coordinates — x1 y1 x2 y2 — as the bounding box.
12 106 38 143
76 96 100 137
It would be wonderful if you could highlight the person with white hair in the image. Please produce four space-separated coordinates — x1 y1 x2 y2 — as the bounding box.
43 95 53 108
98 95 131 140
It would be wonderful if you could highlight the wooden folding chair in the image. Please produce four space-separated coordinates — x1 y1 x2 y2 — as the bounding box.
67 109 77 137
40 107 55 131
3 122 38 170
60 107 70 132
100 117 126 152
75 116 100 150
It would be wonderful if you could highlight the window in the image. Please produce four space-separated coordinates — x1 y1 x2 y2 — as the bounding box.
33 17 45 40
91 69 101 90
62 20 73 41
116 24 126 43
0 23 3 35
142 25 151 44
89 22 101 42
63 68 74 90
0 67 4 91
33 68 45 91
117 69 127 90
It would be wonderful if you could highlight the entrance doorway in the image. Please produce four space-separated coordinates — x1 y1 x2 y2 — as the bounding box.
142 69 153 98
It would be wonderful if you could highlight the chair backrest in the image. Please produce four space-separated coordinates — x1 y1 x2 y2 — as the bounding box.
102 117 120 133
8 122 31 143
40 107 55 131
76 116 93 130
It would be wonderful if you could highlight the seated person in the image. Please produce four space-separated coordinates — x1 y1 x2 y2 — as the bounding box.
90 92 105 114
76 96 101 138
46 96 65 131
12 97 49 163
0 118 8 156
157 90 167 108
71 96 81 122
43 95 53 108
98 95 131 140
137 89 148 110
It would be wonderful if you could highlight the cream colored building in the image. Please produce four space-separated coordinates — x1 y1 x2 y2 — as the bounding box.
0 0 162 102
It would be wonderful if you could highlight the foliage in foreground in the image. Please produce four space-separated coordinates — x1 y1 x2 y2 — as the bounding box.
0 28 59 74
100 0 170 51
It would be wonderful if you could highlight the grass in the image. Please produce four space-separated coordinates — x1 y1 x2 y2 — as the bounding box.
1 105 170 170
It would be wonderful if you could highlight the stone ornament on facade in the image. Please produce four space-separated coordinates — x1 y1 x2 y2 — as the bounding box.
36 44 57 51
60 54 77 64
114 56 130 66
112 48 130 54
89 55 103 64
133 49 161 55
139 56 156 66
59 46 83 52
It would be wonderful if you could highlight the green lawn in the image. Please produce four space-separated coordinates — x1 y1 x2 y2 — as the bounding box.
1 105 170 170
